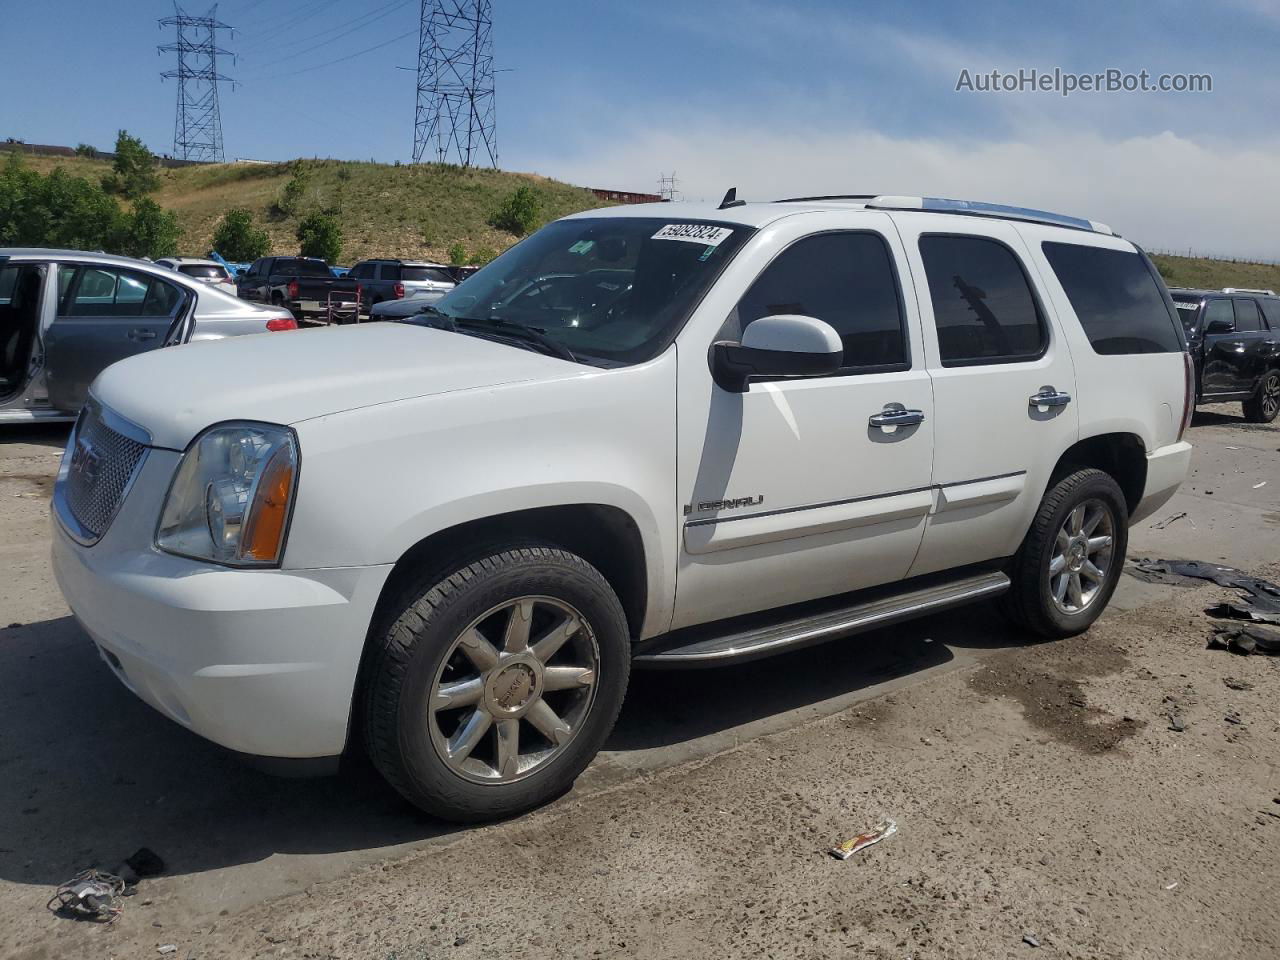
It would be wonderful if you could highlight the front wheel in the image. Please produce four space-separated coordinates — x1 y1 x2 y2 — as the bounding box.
362 547 630 822
1243 370 1280 423
1000 468 1128 638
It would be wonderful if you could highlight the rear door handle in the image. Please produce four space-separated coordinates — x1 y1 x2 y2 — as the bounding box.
869 403 926 428
1029 389 1071 408
128 328 157 341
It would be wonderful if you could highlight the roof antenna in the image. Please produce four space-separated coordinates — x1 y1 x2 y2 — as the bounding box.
718 187 746 210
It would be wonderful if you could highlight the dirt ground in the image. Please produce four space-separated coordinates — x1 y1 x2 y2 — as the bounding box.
1 406 1277 960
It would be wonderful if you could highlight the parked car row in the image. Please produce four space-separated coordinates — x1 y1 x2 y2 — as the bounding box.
0 249 297 423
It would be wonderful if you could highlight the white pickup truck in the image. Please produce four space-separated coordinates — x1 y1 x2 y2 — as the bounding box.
52 194 1193 821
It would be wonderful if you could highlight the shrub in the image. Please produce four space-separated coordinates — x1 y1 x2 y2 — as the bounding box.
468 247 496 266
276 165 310 217
447 241 467 265
211 208 270 262
296 212 342 263
75 143 98 159
102 130 158 199
0 154 121 250
113 197 181 260
489 185 540 236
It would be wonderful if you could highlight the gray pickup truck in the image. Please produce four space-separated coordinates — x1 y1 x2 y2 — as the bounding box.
237 256 360 322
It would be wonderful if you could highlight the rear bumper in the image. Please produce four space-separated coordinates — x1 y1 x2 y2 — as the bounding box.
1131 440 1193 524
51 490 392 758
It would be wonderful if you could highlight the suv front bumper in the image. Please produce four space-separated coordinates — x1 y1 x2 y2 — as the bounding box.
52 508 391 760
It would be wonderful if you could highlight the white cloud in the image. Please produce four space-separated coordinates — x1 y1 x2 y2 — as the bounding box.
529 125 1280 260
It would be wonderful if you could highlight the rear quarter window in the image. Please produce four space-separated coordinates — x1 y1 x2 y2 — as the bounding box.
1041 242 1182 354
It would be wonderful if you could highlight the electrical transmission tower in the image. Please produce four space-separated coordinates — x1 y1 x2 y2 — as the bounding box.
159 4 233 163
414 0 497 167
658 172 681 201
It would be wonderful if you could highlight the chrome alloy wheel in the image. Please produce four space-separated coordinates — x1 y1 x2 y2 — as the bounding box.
1262 373 1280 420
428 596 599 785
1049 499 1116 614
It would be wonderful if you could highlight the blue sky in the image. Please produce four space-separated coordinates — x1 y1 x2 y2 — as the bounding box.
4 0 1279 256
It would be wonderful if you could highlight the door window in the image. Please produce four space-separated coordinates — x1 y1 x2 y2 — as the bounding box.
1203 299 1234 331
63 268 183 318
1232 298 1262 332
1040 242 1182 354
735 231 908 372
919 235 1046 366
378 263 402 281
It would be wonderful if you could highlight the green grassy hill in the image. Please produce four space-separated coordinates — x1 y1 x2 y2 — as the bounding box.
1149 253 1280 292
24 153 607 264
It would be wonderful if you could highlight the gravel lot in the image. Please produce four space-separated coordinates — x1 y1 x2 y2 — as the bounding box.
1 407 1277 959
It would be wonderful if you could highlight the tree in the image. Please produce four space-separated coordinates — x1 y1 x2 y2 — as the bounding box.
212 208 270 262
102 130 159 199
296 212 342 263
489 184 540 236
0 154 121 249
275 164 310 217
114 197 181 260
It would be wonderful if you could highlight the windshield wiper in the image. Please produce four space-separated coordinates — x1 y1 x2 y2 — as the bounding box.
455 316 579 363
409 308 580 363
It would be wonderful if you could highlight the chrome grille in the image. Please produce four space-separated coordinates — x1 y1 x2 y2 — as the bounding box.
57 402 149 544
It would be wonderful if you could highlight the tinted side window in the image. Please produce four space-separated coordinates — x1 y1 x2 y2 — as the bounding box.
1040 242 1182 354
1203 299 1234 331
378 263 401 282
1233 298 1262 333
919 235 1045 365
1260 299 1280 330
736 232 907 372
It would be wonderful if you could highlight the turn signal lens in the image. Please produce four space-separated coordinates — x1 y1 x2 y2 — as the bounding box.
240 447 295 563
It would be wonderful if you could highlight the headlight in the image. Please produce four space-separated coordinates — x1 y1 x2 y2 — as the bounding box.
156 422 299 567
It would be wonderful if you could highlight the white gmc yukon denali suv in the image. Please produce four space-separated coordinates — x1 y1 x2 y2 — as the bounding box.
52 195 1194 821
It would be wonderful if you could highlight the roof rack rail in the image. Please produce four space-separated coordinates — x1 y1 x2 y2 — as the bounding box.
864 196 1114 236
774 194 877 203
1222 287 1277 296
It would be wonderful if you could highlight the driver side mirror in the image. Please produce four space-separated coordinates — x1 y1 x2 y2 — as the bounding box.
711 314 843 393
1205 318 1234 334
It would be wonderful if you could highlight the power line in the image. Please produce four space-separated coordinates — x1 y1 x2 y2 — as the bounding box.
237 0 408 57
414 0 497 168
159 4 234 163
244 28 417 82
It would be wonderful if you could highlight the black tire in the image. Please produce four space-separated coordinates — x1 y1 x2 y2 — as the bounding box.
362 546 630 822
1000 468 1129 639
1243 369 1280 423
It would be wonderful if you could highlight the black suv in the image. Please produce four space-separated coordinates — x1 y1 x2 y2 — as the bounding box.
1171 287 1280 423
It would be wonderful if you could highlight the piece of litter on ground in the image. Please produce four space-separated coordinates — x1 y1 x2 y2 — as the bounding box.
1023 933 1041 947
1165 881 1179 890
46 870 126 923
158 946 177 955
1225 446 1240 450
1253 481 1267 489
829 819 897 860
1152 512 1187 530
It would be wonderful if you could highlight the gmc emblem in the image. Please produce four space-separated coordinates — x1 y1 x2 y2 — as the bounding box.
69 436 102 488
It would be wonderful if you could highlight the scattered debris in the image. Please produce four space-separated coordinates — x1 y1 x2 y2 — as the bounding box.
158 946 177 955
1254 481 1268 489
1223 676 1254 691
1023 933 1041 948
1224 710 1243 725
47 870 126 923
1205 602 1280 626
1208 624 1280 657
1168 713 1187 732
1165 881 1179 890
829 819 898 860
1151 512 1188 530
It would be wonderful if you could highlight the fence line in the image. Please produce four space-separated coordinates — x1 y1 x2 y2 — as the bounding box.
1147 247 1280 267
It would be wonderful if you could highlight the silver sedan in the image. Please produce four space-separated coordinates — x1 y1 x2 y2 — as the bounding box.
0 249 298 424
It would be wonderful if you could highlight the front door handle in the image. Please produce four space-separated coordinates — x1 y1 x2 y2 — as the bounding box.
128 328 157 341
869 403 926 428
1029 388 1071 408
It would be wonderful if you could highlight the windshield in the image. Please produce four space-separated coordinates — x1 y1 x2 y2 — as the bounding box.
413 217 751 364
403 266 453 283
179 264 228 280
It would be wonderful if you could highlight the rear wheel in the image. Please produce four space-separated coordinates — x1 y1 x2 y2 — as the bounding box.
362 547 630 822
1000 468 1128 638
1243 370 1280 423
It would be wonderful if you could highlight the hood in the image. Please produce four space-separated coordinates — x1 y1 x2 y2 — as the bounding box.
92 322 583 450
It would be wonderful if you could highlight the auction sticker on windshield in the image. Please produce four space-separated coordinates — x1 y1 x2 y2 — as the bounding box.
651 223 734 246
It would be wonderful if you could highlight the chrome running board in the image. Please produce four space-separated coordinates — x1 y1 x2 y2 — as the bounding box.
633 571 1010 668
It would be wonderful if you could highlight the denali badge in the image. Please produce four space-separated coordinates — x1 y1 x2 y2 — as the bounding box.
683 495 764 516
